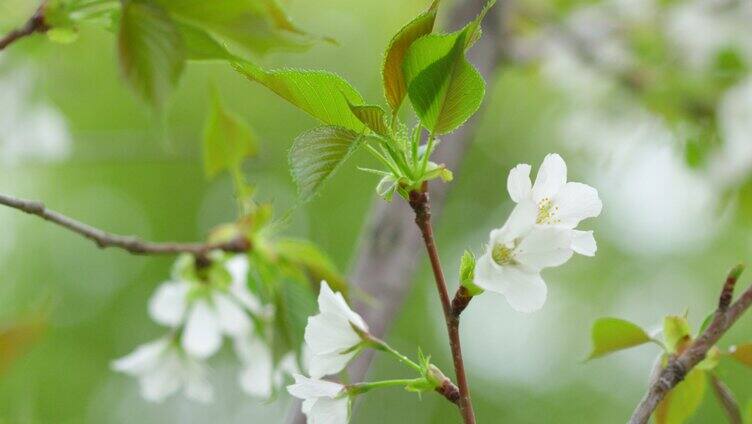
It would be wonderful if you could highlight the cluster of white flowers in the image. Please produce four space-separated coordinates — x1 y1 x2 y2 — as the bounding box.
473 154 602 312
112 254 296 403
287 281 369 424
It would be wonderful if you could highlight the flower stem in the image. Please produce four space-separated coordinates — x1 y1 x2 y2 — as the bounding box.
408 184 476 424
346 378 424 396
369 338 423 373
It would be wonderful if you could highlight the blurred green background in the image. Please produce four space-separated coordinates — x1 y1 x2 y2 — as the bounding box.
1 0 752 422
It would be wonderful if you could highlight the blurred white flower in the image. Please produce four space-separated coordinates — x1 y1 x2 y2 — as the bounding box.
287 374 349 424
0 66 71 165
666 0 752 69
111 338 213 403
710 77 752 185
234 330 299 399
507 153 602 256
474 200 574 313
304 281 368 378
148 255 261 359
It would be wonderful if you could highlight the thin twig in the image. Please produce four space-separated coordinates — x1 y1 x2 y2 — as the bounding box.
629 265 752 424
409 185 476 424
0 3 48 51
710 374 743 424
0 193 250 258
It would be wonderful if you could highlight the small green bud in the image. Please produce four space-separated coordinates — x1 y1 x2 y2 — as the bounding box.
459 250 483 296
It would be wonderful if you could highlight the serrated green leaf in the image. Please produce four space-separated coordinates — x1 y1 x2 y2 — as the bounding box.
118 1 186 107
730 343 752 368
153 0 321 55
664 315 692 354
382 0 440 112
587 317 652 359
274 238 347 294
403 30 484 135
349 103 390 136
654 369 707 424
203 88 258 178
234 62 366 131
289 126 361 200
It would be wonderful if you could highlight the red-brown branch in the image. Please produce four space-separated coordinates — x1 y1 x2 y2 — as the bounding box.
629 265 752 423
0 3 48 51
409 186 476 424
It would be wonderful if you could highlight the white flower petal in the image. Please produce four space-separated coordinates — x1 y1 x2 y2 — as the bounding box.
571 230 597 256
507 163 532 202
305 313 361 356
214 293 251 337
227 255 264 314
237 337 274 399
308 397 350 424
500 268 548 313
514 226 573 271
553 182 602 228
288 374 344 399
472 252 505 293
181 300 222 359
148 281 189 327
139 349 183 403
317 282 367 331
111 338 169 376
184 361 214 403
308 351 355 379
532 153 567 202
491 200 537 244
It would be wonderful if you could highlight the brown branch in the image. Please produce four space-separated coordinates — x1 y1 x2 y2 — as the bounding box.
629 265 752 424
409 186 475 424
0 193 250 258
285 1 508 422
710 374 743 424
451 286 474 318
0 3 49 51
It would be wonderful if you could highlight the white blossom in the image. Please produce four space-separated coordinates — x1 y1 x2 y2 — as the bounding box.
304 281 368 378
507 153 602 256
234 330 299 399
287 374 349 424
111 338 213 403
474 200 575 312
148 255 261 359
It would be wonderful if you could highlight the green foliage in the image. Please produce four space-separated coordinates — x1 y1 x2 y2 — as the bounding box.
587 317 651 359
152 0 324 55
745 399 752 424
731 343 752 368
234 63 366 131
459 250 483 295
202 88 258 178
289 126 362 201
274 238 347 294
349 103 390 137
273 276 317 355
177 22 235 61
381 0 441 112
654 369 706 424
118 1 186 107
664 315 692 354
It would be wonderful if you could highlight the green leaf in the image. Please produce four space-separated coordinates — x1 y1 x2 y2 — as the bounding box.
118 1 186 107
289 126 362 200
153 0 323 55
654 369 707 424
664 315 692 354
47 27 79 44
730 343 752 368
382 0 440 112
349 103 390 136
234 62 366 131
696 346 721 370
403 29 484 135
274 238 348 294
177 21 235 61
459 250 483 295
203 88 258 178
274 278 317 354
587 317 652 359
